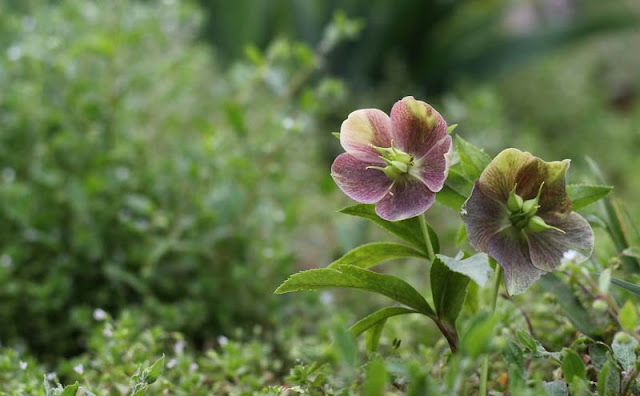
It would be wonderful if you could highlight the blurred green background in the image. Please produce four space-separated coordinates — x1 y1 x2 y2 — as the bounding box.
0 0 639 391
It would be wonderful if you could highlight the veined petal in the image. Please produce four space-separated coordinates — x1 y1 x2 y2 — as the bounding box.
413 134 452 192
488 228 546 296
340 108 393 161
479 148 571 213
527 212 594 272
331 153 393 203
390 96 448 159
462 181 511 252
375 178 435 221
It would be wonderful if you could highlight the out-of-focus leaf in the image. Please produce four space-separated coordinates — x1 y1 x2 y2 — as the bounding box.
363 358 386 396
145 355 165 384
328 242 426 269
618 300 638 332
460 312 499 357
611 332 638 371
609 276 640 297
543 380 569 396
505 341 525 392
275 265 434 316
538 273 599 337
566 184 613 211
561 348 586 383
61 383 80 396
364 320 386 354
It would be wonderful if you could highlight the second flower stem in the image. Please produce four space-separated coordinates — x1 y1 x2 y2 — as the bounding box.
419 214 435 261
479 261 503 396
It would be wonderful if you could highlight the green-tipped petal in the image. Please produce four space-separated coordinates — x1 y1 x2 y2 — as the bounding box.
340 109 393 162
389 96 448 159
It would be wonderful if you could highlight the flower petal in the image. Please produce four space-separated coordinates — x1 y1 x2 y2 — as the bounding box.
414 134 452 192
488 228 546 295
331 153 393 203
340 109 393 161
375 178 435 221
390 96 448 159
527 212 594 272
462 181 511 252
479 148 571 213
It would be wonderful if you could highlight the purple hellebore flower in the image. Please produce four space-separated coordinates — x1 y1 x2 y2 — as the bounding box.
461 148 594 295
331 96 452 221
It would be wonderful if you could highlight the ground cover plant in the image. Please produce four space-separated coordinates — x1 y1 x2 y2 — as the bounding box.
2 0 640 395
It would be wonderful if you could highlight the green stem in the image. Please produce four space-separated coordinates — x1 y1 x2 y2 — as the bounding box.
479 262 503 396
418 214 435 261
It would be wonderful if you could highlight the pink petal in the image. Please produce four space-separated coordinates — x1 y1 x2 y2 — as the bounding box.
462 181 511 252
414 134 452 192
331 153 393 203
390 96 448 159
340 109 393 162
488 229 546 296
375 178 435 221
527 212 594 272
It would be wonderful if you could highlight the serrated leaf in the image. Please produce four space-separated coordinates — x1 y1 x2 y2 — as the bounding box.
338 204 438 254
455 135 492 180
61 383 79 396
349 307 419 337
567 184 613 211
561 348 586 383
538 273 599 337
329 242 426 269
275 265 434 316
145 355 164 384
431 257 469 328
619 300 638 332
435 253 493 287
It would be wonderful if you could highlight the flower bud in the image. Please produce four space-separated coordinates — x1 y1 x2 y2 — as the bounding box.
507 186 523 212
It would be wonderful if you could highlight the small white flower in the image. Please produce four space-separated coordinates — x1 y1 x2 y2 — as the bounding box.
167 358 178 369
217 335 228 347
189 363 198 372
282 117 295 130
563 250 577 261
102 327 113 338
46 372 57 380
74 364 84 375
19 361 27 370
174 340 186 355
320 291 333 305
93 308 107 321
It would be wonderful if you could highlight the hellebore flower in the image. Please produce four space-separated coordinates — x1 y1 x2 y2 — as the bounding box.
461 148 594 295
331 96 452 221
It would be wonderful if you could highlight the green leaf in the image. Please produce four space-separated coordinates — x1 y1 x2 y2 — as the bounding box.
436 185 468 211
363 358 387 396
543 381 569 396
431 257 469 328
455 135 492 180
538 273 599 337
349 307 419 337
132 387 147 396
329 242 426 269
338 204 438 254
609 276 640 297
566 184 613 211
365 320 386 354
505 341 526 392
460 312 499 357
332 323 358 367
447 124 458 134
618 300 638 332
61 383 80 396
561 348 586 383
275 265 434 316
611 332 638 371
435 253 493 287
145 355 164 384
597 359 621 396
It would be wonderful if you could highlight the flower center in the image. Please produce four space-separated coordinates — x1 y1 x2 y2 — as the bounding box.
366 141 415 180
507 183 565 234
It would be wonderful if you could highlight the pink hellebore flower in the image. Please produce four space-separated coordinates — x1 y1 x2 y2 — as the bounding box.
331 96 452 221
461 149 594 295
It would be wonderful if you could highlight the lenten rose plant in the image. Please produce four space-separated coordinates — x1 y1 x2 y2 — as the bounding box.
461 148 594 295
276 97 613 363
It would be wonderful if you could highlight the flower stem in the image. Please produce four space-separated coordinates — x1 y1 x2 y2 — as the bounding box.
479 262 503 396
418 214 435 261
